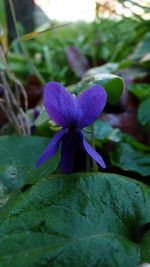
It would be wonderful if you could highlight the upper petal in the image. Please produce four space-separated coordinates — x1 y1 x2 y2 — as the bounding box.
44 82 78 127
36 128 68 168
77 84 107 128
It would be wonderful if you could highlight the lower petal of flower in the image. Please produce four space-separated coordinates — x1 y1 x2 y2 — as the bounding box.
78 130 106 169
60 131 80 174
36 128 68 168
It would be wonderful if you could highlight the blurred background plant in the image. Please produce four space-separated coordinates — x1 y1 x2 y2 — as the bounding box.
0 0 150 176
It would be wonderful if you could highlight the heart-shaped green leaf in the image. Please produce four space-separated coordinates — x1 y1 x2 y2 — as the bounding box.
110 143 150 176
0 173 150 267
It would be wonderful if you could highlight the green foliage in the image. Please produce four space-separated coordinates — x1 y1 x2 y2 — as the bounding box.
34 108 51 137
85 120 150 175
0 136 59 192
86 120 122 144
0 173 150 266
86 120 149 151
7 52 28 76
0 0 8 49
132 32 150 61
138 97 150 126
33 108 62 137
121 134 150 152
128 83 150 101
0 61 6 71
6 17 150 84
110 143 150 176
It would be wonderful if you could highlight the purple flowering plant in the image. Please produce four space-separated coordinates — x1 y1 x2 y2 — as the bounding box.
36 82 107 174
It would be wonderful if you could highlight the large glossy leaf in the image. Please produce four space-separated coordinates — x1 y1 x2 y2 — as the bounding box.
0 136 59 192
138 97 150 126
0 172 150 266
69 73 124 104
110 143 150 176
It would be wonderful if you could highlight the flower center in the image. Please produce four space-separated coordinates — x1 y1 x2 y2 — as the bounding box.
69 125 76 133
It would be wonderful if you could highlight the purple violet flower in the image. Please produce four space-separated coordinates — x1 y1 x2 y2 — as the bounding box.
36 82 107 174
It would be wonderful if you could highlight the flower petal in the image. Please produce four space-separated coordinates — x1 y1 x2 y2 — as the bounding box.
44 82 78 127
60 131 80 174
77 84 107 128
36 129 68 168
79 130 106 168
